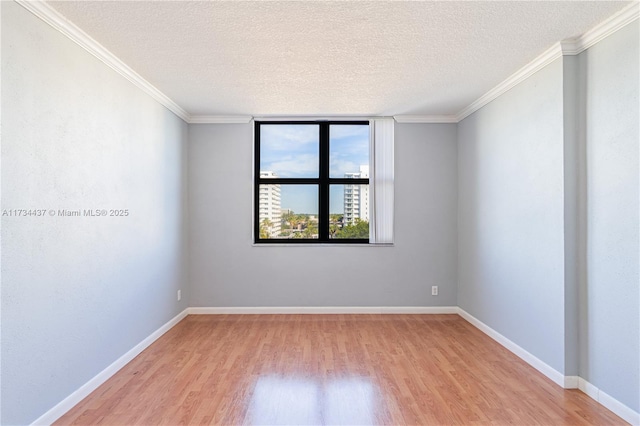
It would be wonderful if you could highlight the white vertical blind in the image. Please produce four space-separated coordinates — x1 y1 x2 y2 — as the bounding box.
369 118 395 244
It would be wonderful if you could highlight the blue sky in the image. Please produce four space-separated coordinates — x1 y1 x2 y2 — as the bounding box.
260 124 369 214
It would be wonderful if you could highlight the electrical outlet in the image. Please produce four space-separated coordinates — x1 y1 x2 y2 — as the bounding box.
431 286 438 296
177 289 181 301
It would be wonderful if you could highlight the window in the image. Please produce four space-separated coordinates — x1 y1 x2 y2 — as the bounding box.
255 121 370 243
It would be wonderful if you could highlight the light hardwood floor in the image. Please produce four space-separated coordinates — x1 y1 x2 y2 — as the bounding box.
56 314 627 425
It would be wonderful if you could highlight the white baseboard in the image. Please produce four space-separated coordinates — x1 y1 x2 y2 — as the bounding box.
30 306 638 426
31 308 189 426
188 306 458 315
564 375 580 389
457 308 640 425
456 308 569 389
578 378 640 425
579 377 600 399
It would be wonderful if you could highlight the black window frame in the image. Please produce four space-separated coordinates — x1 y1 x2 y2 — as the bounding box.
254 120 370 244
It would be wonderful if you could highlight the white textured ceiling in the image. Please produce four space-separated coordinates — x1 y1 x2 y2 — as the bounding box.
48 1 631 117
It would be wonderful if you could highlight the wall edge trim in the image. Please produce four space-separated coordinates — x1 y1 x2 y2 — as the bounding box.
15 0 638 125
455 43 564 121
30 309 189 426
456 2 639 121
14 0 191 123
564 375 580 389
393 115 458 124
457 308 640 423
573 2 639 54
188 115 254 124
27 308 638 424
578 378 640 425
187 306 459 314
456 307 568 388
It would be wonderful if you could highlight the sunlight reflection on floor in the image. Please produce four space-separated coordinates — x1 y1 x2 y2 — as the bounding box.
246 376 375 425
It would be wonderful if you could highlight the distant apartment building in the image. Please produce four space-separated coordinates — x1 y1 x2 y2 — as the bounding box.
344 165 369 225
259 171 281 236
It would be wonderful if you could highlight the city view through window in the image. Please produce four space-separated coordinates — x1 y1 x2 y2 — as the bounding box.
258 124 369 240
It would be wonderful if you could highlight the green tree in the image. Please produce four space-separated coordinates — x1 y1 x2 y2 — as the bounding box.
260 218 273 239
282 211 293 228
329 214 343 238
288 214 302 231
335 219 369 239
303 219 318 238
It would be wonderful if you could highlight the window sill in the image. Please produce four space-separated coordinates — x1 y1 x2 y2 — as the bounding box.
251 243 394 247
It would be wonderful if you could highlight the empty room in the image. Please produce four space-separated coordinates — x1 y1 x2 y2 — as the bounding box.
1 0 639 425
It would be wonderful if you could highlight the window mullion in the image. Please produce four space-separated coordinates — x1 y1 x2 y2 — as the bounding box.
319 124 330 241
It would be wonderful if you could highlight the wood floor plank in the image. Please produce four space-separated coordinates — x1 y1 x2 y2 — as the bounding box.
56 315 628 425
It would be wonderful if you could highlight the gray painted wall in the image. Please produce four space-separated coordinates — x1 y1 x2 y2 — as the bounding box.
562 55 580 377
458 21 639 412
457 58 567 373
1 2 189 424
1 0 638 423
579 22 639 412
188 123 458 307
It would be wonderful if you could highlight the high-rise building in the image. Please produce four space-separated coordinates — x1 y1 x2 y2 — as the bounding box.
258 171 281 237
344 165 369 225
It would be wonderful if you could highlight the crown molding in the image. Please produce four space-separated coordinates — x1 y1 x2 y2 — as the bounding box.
393 115 458 124
560 2 639 55
572 1 639 54
253 115 380 121
15 0 190 123
456 42 564 122
558 39 581 56
456 2 639 121
188 115 253 124
16 0 640 126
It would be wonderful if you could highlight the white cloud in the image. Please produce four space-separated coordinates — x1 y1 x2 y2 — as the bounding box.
261 124 318 152
267 154 319 178
330 158 359 177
